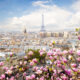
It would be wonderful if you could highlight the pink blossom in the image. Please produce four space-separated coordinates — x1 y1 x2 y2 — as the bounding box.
69 50 73 54
30 74 35 79
65 69 71 76
62 76 68 80
43 67 48 72
3 67 8 71
46 73 49 78
10 53 13 57
6 77 9 80
40 66 44 71
15 73 19 78
61 65 65 69
30 61 34 66
28 51 33 56
54 55 57 59
32 58 38 63
24 56 28 59
39 50 44 53
56 49 61 55
63 58 67 63
68 55 72 60
54 61 57 64
53 52 57 55
39 76 45 80
10 66 14 70
72 68 78 72
23 72 27 77
78 64 80 69
40 52 44 56
51 76 54 80
56 77 61 80
57 64 61 67
53 48 56 52
33 66 38 71
78 35 80 40
47 50 53 56
56 49 61 52
77 57 80 62
70 78 73 80
39 50 45 56
26 76 30 80
0 62 4 66
63 50 68 54
35 70 42 75
53 70 57 77
71 63 77 67
49 56 53 60
77 50 80 56
49 42 53 46
5 70 12 75
24 61 27 65
57 60 61 64
9 76 15 80
20 61 23 65
0 74 5 80
53 70 57 73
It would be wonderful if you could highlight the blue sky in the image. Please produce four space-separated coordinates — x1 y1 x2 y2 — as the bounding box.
0 0 75 22
0 0 32 22
0 0 80 31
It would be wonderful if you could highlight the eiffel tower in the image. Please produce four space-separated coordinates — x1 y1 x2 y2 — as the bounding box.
40 14 46 32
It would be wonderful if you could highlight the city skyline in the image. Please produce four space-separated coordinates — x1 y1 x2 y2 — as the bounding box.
0 0 80 32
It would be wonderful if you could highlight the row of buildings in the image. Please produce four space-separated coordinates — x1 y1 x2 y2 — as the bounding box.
39 31 69 38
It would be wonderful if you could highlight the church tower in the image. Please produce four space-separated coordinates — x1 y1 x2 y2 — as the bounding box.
23 27 27 39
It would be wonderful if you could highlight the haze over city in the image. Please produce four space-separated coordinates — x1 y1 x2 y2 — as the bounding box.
1 0 80 80
0 0 80 32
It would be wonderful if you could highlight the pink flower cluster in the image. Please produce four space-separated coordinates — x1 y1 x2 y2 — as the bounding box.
0 48 80 80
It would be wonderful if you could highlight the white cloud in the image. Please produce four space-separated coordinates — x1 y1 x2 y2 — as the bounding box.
32 1 49 8
0 0 80 32
72 0 80 11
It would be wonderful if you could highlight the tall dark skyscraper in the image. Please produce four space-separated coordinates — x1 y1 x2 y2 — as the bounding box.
41 14 46 32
